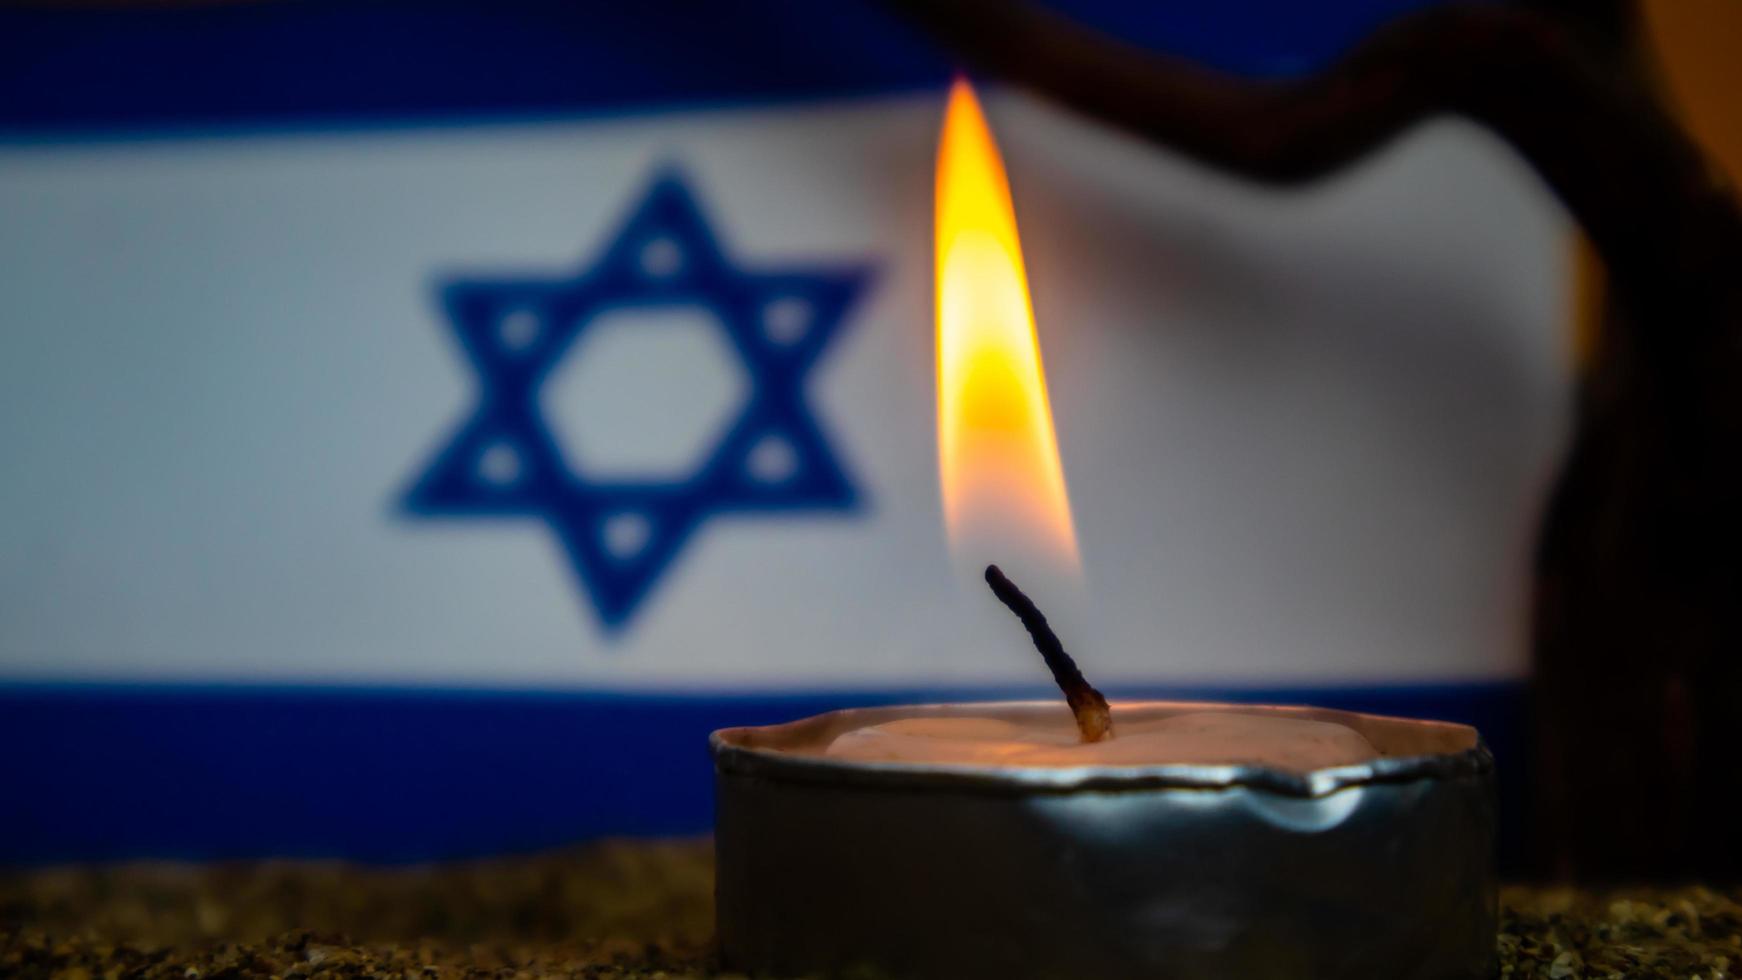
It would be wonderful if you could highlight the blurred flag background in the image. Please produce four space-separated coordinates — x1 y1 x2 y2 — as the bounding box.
0 0 1635 864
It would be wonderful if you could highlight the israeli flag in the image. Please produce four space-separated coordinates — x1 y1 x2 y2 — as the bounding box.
1 1 1565 861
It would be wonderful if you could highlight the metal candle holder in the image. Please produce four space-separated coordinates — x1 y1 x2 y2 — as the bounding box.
713 701 1495 979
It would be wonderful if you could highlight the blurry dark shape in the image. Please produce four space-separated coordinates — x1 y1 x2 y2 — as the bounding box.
884 0 1742 880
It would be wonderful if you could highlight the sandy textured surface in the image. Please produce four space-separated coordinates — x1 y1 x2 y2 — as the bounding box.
4 840 1740 978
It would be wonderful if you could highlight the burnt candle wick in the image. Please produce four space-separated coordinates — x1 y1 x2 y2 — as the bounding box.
984 564 1113 743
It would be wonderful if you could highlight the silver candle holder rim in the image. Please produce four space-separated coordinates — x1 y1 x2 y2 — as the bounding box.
710 699 1492 799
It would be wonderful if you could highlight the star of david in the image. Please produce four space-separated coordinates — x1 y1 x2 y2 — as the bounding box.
401 169 872 631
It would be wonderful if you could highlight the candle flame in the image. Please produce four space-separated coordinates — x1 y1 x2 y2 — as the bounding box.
935 77 1079 570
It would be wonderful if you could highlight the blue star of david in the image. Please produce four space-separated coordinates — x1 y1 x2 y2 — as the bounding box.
400 168 872 630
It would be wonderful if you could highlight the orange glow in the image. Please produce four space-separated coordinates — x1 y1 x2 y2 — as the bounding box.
935 77 1079 569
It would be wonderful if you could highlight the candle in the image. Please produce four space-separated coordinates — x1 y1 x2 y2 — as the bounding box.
714 564 1490 977
713 700 1495 980
720 512 1484 978
713 78 1497 979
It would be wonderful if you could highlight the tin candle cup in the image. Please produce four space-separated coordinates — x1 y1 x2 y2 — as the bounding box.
712 701 1495 980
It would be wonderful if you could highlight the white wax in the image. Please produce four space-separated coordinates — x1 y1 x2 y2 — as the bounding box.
820 712 1380 771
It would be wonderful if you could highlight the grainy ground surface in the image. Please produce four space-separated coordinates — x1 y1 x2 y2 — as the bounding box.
3 840 1739 978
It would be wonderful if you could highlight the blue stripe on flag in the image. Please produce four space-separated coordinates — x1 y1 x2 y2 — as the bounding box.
1 681 1529 871
2 0 1475 138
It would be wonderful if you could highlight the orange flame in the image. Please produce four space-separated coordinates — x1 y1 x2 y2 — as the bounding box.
935 77 1079 569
